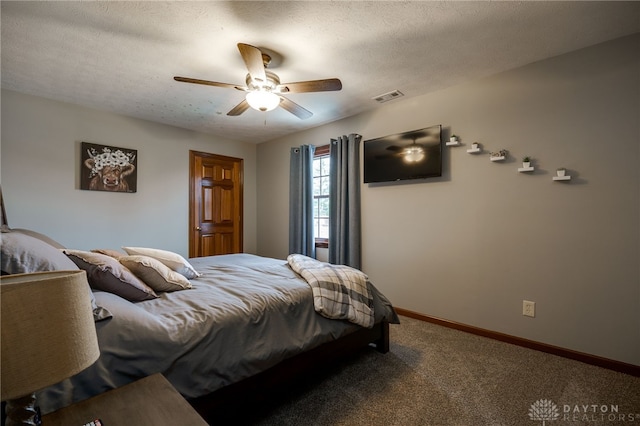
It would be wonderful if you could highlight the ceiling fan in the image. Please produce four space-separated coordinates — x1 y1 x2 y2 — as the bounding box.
174 43 342 119
377 130 432 163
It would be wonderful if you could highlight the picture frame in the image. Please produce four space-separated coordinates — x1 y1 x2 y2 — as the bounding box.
80 142 137 193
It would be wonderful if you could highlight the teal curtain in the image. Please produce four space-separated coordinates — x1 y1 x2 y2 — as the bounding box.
289 145 316 257
329 134 362 269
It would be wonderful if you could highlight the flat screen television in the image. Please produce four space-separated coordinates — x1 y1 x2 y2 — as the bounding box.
363 125 442 183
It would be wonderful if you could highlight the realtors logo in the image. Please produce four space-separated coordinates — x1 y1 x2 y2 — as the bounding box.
528 399 639 424
529 399 560 425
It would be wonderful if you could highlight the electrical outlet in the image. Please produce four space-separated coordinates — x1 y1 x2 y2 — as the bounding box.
523 300 535 317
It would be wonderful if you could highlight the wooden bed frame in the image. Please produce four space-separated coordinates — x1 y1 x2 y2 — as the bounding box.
189 321 390 422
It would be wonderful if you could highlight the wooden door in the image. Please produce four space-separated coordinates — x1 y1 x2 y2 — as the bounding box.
189 151 243 257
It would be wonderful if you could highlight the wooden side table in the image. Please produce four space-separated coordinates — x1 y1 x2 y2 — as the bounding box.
42 373 208 426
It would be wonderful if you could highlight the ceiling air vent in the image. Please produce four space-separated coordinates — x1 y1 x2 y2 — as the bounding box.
372 90 404 103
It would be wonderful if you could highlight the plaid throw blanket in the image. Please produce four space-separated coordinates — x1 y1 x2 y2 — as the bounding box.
287 254 374 328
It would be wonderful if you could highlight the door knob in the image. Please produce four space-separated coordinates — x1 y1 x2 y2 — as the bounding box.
196 226 201 231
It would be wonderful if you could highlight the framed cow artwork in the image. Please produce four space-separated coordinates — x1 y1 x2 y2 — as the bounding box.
81 142 137 193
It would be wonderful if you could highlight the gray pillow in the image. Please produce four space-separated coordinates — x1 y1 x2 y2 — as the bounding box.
0 230 111 321
0 230 78 274
64 249 158 302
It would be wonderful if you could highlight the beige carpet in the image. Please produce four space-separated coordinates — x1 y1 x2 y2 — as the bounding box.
233 315 639 426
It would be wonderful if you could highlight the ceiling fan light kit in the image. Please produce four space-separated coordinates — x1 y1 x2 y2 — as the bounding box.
174 43 342 119
246 90 280 112
403 146 425 163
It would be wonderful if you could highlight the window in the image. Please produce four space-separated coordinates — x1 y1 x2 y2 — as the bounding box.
313 145 330 248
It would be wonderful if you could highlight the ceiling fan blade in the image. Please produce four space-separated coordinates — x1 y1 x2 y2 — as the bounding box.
279 96 313 120
278 78 342 93
174 76 244 91
237 43 267 84
227 99 250 116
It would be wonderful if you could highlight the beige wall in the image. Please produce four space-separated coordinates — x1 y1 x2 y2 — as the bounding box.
257 34 640 365
1 90 258 256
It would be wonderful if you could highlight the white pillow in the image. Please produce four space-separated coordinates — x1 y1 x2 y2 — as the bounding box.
121 247 201 279
120 255 192 292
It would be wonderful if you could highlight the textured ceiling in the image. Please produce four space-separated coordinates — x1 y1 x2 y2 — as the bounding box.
2 1 639 144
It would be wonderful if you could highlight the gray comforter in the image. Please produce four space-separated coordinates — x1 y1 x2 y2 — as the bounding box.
37 254 398 415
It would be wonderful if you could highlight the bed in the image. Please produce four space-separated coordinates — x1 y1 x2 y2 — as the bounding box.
0 209 399 421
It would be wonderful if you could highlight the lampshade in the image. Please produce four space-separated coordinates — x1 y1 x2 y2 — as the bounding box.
1 270 100 401
245 90 281 112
